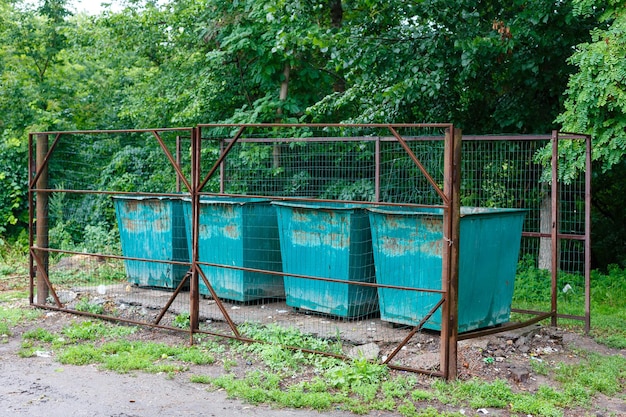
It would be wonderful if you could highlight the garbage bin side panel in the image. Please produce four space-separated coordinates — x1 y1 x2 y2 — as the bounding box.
114 197 188 288
277 206 350 316
187 199 284 302
197 203 244 299
369 211 443 327
370 207 526 332
241 203 285 299
346 211 379 317
275 203 378 317
457 211 526 332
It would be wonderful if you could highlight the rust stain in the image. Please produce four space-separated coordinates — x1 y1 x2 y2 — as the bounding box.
217 205 237 220
378 234 442 258
291 208 312 222
223 224 240 239
420 238 443 257
381 237 406 256
385 215 401 229
421 216 442 233
290 229 348 249
119 200 170 232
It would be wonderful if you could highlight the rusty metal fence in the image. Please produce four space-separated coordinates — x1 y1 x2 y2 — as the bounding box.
28 124 591 379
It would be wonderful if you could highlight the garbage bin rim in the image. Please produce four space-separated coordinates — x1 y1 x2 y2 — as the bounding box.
112 195 185 202
179 196 271 205
367 206 527 217
271 201 366 211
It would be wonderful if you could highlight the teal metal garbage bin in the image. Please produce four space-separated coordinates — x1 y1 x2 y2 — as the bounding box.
273 201 379 318
184 197 284 302
113 196 189 288
368 206 525 332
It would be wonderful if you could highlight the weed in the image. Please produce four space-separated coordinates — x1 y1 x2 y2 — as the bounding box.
411 389 434 402
210 371 342 410
61 320 136 342
509 387 564 417
0 304 42 327
0 324 9 339
555 352 626 397
514 260 626 349
239 322 342 354
0 290 28 302
18 341 38 358
530 357 551 376
399 401 463 417
175 347 215 365
173 312 190 329
74 298 104 315
23 327 57 343
223 358 237 371
381 375 417 399
324 358 388 389
190 374 212 384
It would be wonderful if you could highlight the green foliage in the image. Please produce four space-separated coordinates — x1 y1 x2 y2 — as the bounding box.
589 161 626 269
58 339 214 372
306 0 597 132
23 327 57 343
0 304 42 329
513 254 552 303
324 358 389 390
172 312 190 329
45 259 127 287
557 0 626 173
0 139 28 236
74 298 104 315
61 320 136 342
0 0 621 276
238 322 343 354
555 352 626 397
513 258 626 348
433 379 565 417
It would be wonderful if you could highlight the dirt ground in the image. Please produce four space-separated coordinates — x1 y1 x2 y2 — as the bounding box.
1 296 625 417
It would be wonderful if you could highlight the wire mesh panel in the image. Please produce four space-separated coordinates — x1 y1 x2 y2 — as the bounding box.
460 134 591 328
193 124 456 374
29 129 194 329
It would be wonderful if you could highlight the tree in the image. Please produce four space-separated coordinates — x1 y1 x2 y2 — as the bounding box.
556 0 626 172
306 0 599 133
556 0 626 268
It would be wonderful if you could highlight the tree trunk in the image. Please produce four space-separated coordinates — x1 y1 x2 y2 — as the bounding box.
274 63 290 168
329 0 343 27
538 188 552 271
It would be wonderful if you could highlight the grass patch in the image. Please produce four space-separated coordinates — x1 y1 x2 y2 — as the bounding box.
74 298 105 315
554 351 626 398
48 258 127 287
514 259 626 349
0 290 28 303
58 339 215 373
0 304 43 332
433 379 566 417
61 320 136 341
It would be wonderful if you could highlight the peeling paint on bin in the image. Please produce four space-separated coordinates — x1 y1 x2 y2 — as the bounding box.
273 201 379 318
184 197 284 302
113 196 189 288
368 206 526 332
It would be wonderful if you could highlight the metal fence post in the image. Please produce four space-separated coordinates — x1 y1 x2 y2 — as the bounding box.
441 127 462 380
35 133 49 305
551 131 559 327
189 126 200 338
